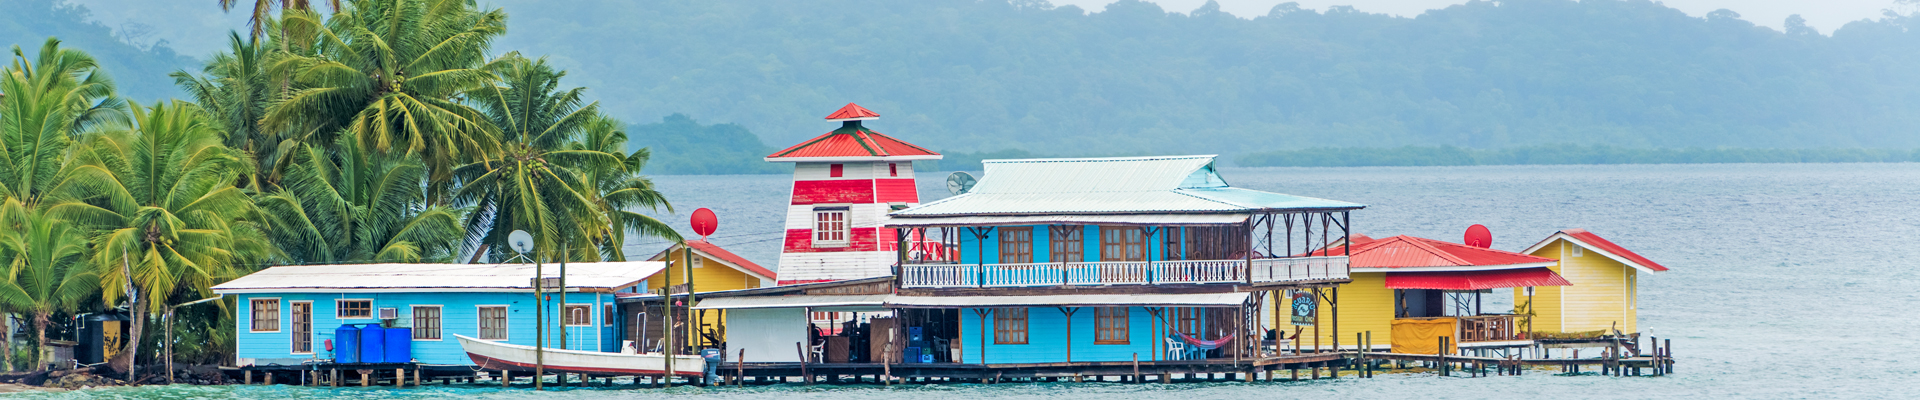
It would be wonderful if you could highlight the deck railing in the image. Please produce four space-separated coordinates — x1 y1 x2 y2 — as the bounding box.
900 256 1349 288
1456 314 1522 343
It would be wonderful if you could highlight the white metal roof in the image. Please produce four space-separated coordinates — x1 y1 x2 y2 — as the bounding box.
211 262 664 294
890 155 1363 219
884 293 1251 308
690 294 891 310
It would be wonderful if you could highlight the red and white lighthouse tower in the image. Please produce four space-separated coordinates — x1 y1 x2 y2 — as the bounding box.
766 103 942 285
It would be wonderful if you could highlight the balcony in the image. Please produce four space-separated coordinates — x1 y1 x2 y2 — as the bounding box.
899 256 1348 288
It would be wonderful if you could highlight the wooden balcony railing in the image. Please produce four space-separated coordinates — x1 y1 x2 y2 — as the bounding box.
899 256 1349 288
1456 314 1522 343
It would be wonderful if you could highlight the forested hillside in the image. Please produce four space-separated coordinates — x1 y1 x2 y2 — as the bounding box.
0 0 197 101
484 0 1920 170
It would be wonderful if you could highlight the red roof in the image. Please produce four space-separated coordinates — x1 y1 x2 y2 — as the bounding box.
1325 235 1557 270
1555 229 1669 272
1384 267 1573 290
651 240 776 281
824 103 881 121
767 105 940 160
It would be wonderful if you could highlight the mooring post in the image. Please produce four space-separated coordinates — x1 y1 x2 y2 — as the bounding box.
502 370 510 387
331 369 339 387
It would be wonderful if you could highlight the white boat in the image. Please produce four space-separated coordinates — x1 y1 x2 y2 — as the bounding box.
455 334 707 377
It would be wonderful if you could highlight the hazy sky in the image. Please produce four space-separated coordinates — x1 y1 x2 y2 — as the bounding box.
65 0 1912 57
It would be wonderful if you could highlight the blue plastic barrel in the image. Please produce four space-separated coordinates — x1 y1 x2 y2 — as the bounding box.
384 327 412 363
334 325 361 363
359 324 385 364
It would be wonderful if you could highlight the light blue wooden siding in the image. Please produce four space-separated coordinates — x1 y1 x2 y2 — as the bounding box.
957 306 1161 364
960 225 1177 264
236 292 617 365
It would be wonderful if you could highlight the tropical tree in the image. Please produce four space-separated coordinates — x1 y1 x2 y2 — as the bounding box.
218 0 341 39
0 37 128 203
571 115 676 261
0 199 97 371
256 136 465 263
51 100 268 374
174 32 290 190
263 0 506 198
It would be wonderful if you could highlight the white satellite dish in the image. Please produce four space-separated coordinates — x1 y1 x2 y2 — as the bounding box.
508 230 535 254
946 172 977 195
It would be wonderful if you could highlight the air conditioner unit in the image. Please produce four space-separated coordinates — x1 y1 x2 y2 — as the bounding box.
378 308 398 320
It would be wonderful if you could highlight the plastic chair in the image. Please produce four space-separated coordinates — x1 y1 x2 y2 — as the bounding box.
1165 336 1189 360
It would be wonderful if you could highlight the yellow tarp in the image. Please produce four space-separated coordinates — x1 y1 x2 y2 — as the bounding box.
1391 317 1457 355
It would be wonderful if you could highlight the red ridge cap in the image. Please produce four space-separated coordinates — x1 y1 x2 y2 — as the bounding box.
825 103 881 120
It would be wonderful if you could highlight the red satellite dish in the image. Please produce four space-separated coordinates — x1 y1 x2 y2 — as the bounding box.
1464 224 1492 248
690 208 718 239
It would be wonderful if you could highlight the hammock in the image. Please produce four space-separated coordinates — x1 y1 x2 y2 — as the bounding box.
1174 331 1235 350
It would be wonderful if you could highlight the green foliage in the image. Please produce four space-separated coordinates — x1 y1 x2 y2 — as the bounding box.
487 0 1920 160
1235 145 1920 167
625 114 784 175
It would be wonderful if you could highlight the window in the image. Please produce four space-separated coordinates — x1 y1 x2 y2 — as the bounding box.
829 163 844 177
250 298 279 332
1161 227 1183 260
889 163 898 177
1050 226 1083 262
813 208 849 247
692 256 704 268
998 227 1032 264
1572 245 1584 257
1175 307 1201 336
994 308 1029 344
605 304 616 326
478 306 509 340
1094 307 1130 344
1100 226 1145 261
565 305 592 326
337 299 372 319
289 302 312 353
412 306 442 340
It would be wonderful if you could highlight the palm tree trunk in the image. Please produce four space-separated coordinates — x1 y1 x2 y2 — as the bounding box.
32 313 47 371
0 314 12 372
110 298 148 378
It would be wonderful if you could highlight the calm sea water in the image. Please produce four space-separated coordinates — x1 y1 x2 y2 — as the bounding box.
19 163 1920 398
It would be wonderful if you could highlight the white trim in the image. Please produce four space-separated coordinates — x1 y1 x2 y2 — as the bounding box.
288 300 313 354
476 305 510 341
335 299 374 319
215 288 610 294
1349 262 1558 273
1523 234 1662 273
410 305 445 341
824 116 879 122
248 297 282 333
765 155 943 163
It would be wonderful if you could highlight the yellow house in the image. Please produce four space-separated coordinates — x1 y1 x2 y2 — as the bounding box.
1517 229 1668 336
643 239 776 292
1291 234 1571 353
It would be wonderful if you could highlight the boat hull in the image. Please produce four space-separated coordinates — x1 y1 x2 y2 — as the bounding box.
455 335 705 376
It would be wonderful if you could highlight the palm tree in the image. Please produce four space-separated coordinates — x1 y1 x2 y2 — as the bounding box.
218 0 341 39
0 199 97 371
0 37 128 203
50 100 266 374
174 32 289 190
256 136 465 263
571 115 677 261
263 0 507 198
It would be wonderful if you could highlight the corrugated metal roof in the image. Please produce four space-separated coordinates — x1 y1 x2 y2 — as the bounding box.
890 155 1364 218
1551 229 1670 272
211 262 662 293
823 103 881 121
647 240 776 281
883 213 1248 228
1337 235 1557 271
765 106 940 161
885 293 1250 308
1383 267 1573 290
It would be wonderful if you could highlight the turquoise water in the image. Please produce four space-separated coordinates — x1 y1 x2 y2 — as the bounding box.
18 163 1917 398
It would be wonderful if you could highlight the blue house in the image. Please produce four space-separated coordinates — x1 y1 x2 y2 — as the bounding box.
694 155 1367 371
212 261 662 366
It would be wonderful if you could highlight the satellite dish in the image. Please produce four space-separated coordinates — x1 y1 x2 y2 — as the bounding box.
507 230 535 254
1464 224 1492 248
690 208 718 238
946 172 977 195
